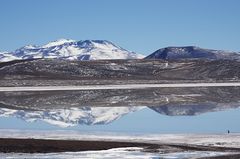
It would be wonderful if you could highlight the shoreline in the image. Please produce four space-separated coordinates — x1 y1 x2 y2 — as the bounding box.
0 138 240 159
0 138 153 153
0 82 240 92
0 138 239 154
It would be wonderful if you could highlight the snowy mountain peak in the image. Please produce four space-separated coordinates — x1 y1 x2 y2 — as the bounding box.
22 45 38 49
0 39 145 62
42 38 76 48
76 40 121 50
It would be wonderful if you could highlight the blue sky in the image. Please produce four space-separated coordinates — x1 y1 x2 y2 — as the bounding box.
0 0 240 55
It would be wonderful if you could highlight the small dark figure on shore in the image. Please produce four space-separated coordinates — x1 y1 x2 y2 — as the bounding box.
227 130 230 134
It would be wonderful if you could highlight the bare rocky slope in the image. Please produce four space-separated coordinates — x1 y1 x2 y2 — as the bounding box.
0 59 239 86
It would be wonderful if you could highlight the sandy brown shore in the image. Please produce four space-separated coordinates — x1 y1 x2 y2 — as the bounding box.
0 138 240 159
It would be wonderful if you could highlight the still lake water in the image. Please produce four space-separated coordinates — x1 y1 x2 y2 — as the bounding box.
0 86 239 134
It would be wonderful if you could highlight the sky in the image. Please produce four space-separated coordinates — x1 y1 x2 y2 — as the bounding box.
0 0 240 55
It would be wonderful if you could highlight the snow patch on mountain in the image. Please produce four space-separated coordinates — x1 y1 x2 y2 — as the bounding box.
0 51 20 62
42 39 76 48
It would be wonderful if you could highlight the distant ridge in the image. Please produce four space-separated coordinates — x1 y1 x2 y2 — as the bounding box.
1 43 240 62
145 46 240 60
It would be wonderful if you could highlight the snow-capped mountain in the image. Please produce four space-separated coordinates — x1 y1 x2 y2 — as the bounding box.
0 107 144 128
145 46 240 60
0 39 145 62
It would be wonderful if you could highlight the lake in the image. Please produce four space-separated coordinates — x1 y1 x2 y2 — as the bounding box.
0 86 239 134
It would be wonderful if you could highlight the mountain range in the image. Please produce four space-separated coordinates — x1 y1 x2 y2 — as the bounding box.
1 39 240 62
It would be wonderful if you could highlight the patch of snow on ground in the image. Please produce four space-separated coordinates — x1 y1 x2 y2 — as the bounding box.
0 148 234 159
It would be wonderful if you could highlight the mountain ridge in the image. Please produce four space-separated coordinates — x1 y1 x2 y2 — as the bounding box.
1 40 240 62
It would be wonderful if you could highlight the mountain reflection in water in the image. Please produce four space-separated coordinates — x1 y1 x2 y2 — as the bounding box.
0 86 239 128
